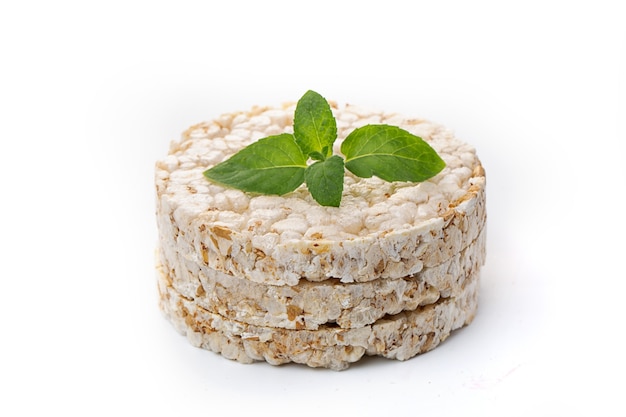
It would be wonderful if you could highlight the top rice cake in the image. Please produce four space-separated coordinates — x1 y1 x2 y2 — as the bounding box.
155 101 486 286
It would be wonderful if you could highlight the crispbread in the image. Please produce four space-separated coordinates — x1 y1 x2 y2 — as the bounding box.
155 103 486 286
158 265 479 371
157 226 485 330
155 99 487 369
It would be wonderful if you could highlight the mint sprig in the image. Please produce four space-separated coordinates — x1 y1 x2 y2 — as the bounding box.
203 90 445 207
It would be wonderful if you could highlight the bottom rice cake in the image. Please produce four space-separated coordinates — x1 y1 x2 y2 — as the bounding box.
157 264 479 371
157 226 485 331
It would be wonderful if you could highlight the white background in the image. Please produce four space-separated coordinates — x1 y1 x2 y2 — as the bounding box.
1 1 624 415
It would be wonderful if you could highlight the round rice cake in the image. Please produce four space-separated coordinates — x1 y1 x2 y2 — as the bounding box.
157 263 479 371
157 226 485 330
155 102 486 286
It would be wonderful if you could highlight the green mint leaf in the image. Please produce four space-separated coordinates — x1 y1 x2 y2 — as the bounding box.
341 124 446 182
293 90 337 159
304 155 345 207
203 133 306 195
308 151 326 161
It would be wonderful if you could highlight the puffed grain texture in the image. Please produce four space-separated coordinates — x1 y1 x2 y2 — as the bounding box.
155 102 486 285
157 226 485 330
157 265 479 371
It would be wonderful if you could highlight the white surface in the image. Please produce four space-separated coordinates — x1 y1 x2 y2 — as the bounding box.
1 1 624 416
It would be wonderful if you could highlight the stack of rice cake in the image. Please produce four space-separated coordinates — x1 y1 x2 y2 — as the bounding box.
155 101 486 370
